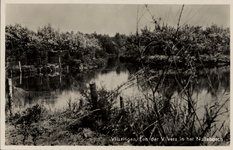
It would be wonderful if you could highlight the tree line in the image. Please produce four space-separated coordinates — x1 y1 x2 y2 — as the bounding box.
5 23 230 66
5 23 127 65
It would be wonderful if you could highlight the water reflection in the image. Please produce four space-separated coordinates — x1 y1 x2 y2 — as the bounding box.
8 57 229 116
93 70 129 90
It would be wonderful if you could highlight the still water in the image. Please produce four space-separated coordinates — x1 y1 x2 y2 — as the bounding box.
9 57 230 123
9 57 139 111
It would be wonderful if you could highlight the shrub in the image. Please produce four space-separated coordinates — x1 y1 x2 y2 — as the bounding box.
12 104 43 145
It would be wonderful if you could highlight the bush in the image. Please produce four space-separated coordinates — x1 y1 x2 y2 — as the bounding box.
95 49 108 58
12 104 43 145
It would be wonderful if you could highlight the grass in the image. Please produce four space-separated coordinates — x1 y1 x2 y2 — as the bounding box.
5 103 112 145
5 81 230 146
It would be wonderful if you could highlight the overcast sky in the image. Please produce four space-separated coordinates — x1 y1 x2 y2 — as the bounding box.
5 4 230 36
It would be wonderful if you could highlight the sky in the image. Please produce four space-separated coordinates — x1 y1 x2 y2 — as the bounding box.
5 4 230 36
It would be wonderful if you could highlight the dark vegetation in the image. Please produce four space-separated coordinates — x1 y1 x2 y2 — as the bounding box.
5 23 125 68
5 20 229 72
5 5 230 146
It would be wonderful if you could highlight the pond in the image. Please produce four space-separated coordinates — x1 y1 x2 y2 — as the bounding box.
8 57 138 110
7 57 230 127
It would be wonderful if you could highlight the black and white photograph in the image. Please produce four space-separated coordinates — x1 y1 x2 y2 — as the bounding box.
1 0 231 147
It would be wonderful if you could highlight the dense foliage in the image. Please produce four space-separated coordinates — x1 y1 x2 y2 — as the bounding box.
5 23 126 66
5 23 229 67
123 24 230 64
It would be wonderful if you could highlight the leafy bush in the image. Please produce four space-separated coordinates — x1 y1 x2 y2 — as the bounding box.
12 104 43 145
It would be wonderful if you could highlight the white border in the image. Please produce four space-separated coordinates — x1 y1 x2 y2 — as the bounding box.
1 0 232 150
